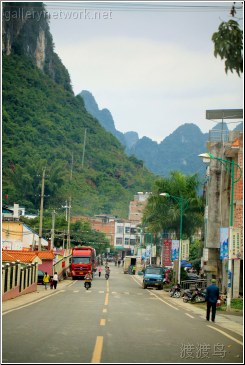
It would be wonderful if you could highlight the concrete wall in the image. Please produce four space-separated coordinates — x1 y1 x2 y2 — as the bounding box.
2 262 38 301
204 134 243 297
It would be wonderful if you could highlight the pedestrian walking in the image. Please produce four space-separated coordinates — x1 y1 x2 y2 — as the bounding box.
49 276 54 289
43 272 50 290
53 272 58 289
205 278 220 322
98 266 102 277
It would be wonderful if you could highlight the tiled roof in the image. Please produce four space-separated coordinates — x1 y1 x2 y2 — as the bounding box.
36 251 55 260
2 250 55 263
1 251 15 262
2 251 38 263
231 138 241 147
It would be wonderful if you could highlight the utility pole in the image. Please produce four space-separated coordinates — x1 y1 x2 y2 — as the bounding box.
65 200 68 221
63 230 65 250
67 152 73 250
32 226 36 251
51 209 56 250
38 167 46 250
67 197 71 249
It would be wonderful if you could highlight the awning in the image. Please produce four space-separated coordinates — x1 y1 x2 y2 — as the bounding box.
115 246 124 251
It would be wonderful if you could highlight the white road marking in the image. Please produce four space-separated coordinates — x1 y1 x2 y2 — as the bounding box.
148 291 179 310
131 275 179 310
2 290 65 315
185 313 195 318
207 325 243 345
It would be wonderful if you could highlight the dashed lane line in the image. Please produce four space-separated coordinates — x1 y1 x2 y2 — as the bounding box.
104 293 109 306
100 319 106 326
91 336 103 363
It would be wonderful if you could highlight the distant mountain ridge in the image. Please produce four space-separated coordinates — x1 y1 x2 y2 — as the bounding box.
80 90 243 177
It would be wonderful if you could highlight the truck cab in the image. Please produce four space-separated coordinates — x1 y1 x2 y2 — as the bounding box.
142 265 165 290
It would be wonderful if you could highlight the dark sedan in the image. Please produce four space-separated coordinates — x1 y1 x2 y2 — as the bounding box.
37 270 45 284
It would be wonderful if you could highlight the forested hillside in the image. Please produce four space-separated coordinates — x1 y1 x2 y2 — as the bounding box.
2 3 156 218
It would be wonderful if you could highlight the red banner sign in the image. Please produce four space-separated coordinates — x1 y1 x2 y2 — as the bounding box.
163 239 172 266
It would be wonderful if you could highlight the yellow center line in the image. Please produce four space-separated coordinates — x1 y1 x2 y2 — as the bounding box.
100 319 106 326
106 280 109 292
104 292 109 306
91 336 103 363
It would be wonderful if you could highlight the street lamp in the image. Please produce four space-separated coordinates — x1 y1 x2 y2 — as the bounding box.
160 193 188 285
198 152 242 310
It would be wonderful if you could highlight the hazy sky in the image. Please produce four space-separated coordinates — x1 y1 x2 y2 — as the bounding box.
45 1 243 142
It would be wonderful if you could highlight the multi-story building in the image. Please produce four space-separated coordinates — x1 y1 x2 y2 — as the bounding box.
128 192 151 223
72 214 140 259
201 128 243 297
2 204 48 250
114 220 140 256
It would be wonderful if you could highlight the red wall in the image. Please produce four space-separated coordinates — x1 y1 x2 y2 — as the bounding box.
2 283 37 301
38 260 53 275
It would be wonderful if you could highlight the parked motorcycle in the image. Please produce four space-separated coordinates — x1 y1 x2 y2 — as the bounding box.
169 284 181 298
183 287 206 303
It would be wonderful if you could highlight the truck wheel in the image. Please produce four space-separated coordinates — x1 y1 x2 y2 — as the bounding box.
142 283 147 289
159 284 163 290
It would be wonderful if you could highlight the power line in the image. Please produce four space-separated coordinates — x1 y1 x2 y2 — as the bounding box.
4 2 243 13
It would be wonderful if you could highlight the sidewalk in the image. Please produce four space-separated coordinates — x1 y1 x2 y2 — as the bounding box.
2 279 72 314
133 274 243 337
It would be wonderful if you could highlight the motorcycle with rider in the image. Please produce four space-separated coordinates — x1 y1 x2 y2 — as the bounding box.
84 271 93 290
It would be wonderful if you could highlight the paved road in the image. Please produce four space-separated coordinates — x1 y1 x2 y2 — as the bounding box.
2 264 243 363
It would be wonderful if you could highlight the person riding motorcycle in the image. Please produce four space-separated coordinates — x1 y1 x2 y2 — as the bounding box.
85 271 93 280
105 266 110 279
84 271 93 289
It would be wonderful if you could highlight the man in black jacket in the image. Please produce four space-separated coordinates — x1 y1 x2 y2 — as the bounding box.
205 278 220 322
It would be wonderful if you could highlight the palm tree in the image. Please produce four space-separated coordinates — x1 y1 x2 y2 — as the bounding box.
142 171 204 240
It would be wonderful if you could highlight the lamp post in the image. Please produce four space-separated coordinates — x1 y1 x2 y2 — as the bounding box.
198 152 242 310
38 167 46 251
160 193 188 285
145 231 152 264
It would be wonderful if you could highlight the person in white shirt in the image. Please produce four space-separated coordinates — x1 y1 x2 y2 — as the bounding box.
53 272 58 289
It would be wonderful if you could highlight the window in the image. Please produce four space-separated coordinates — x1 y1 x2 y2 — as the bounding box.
116 237 123 245
72 257 90 264
125 227 131 234
117 226 123 234
124 237 130 245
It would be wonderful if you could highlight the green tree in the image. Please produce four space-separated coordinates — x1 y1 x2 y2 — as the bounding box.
142 171 204 239
70 220 110 255
189 239 203 274
212 19 243 76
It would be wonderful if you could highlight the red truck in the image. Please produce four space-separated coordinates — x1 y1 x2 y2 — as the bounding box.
70 246 97 279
